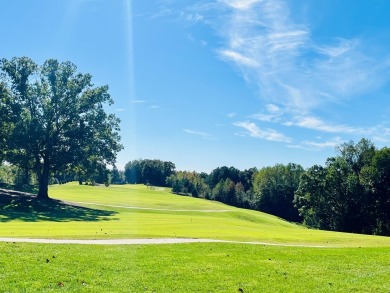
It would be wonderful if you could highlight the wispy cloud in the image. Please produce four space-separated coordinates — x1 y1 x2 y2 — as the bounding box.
183 11 204 23
234 121 291 142
218 49 259 68
284 115 364 135
209 0 390 111
200 40 208 47
252 104 388 136
132 100 146 104
220 0 263 10
253 104 390 145
288 137 344 150
251 104 284 122
160 0 390 147
183 129 215 140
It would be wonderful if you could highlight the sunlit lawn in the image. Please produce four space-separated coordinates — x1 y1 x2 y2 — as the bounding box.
0 242 389 292
0 182 389 247
1 183 389 292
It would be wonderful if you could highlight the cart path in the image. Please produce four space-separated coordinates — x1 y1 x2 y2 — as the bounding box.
0 237 336 248
64 201 232 213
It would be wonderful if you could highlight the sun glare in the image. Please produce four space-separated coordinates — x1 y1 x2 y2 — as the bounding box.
122 0 138 165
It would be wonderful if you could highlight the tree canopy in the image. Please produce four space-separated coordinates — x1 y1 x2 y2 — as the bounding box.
124 159 175 187
253 163 303 222
294 139 389 235
163 139 389 236
0 57 122 198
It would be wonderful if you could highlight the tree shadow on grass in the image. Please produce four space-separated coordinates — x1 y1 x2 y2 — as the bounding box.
0 189 118 222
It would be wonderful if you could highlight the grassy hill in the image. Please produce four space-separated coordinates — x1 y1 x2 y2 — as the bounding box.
0 183 389 292
1 182 389 247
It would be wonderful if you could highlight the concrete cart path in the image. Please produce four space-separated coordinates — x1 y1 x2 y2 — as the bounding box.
0 237 335 247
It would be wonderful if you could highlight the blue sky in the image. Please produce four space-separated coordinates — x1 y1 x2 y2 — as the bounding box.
1 0 390 172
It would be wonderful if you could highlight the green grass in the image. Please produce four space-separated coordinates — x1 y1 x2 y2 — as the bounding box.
1 183 390 292
1 182 389 247
49 183 228 210
0 242 389 292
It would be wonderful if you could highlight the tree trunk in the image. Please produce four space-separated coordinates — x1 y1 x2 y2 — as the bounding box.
38 176 49 199
78 169 83 185
24 166 30 185
37 160 50 199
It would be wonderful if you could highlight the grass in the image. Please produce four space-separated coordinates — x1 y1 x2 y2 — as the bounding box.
1 182 389 247
1 183 389 292
0 242 389 292
49 183 230 211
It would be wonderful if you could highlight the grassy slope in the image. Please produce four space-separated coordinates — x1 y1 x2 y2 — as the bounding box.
1 182 389 247
1 183 389 292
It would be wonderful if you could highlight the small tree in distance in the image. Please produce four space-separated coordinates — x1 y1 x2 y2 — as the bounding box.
0 57 123 199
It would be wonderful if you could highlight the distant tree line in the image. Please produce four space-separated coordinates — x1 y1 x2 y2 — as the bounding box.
124 159 175 186
166 166 257 209
166 165 301 222
1 137 388 236
295 139 389 235
166 139 389 236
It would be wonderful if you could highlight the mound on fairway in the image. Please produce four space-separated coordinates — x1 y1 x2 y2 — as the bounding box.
0 182 389 247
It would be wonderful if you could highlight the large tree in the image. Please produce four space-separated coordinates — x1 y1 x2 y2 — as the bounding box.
0 57 122 199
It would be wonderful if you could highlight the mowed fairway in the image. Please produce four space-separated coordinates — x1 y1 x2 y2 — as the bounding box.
1 182 389 247
1 183 389 292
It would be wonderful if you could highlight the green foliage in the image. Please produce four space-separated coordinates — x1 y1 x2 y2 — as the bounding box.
0 57 122 198
167 167 256 208
0 82 11 161
295 139 390 236
361 147 390 234
76 159 110 186
124 159 175 186
212 178 236 204
0 164 17 184
166 171 210 198
294 165 328 229
168 164 306 222
110 167 125 184
208 166 240 188
253 163 303 222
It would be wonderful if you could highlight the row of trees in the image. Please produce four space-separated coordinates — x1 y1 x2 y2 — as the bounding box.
295 139 389 235
0 57 122 198
166 165 301 222
124 159 175 186
166 166 257 208
165 139 389 236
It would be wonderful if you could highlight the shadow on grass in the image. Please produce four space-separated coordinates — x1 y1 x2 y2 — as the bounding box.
0 189 118 222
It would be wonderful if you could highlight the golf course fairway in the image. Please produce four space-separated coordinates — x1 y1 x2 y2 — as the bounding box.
0 183 389 292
